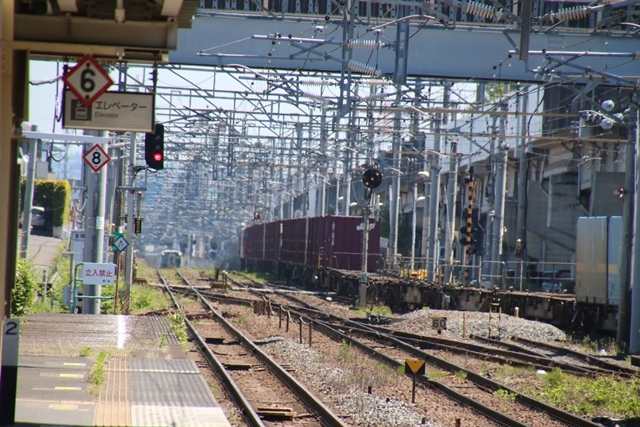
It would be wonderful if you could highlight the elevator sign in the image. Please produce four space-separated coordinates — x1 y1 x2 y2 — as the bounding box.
62 55 113 107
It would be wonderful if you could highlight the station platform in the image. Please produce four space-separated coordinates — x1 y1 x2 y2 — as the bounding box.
12 313 231 427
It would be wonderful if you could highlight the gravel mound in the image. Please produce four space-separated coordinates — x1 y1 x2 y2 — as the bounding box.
263 337 440 427
392 309 567 342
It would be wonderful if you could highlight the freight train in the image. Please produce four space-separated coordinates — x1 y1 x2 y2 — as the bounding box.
240 214 623 335
240 215 381 284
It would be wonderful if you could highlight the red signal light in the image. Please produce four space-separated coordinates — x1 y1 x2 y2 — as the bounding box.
153 152 163 162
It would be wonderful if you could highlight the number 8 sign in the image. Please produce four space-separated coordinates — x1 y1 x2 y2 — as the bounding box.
83 144 111 173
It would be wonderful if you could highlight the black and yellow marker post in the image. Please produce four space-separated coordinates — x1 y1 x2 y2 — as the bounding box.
405 359 426 403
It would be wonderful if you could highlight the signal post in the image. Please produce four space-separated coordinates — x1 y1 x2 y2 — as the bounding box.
359 168 382 307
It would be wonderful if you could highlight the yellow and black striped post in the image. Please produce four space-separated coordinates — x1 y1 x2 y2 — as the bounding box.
464 176 475 284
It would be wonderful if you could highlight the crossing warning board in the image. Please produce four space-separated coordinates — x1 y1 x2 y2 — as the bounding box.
405 359 425 375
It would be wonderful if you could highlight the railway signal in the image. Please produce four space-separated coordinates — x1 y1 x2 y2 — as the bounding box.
145 123 164 170
363 168 382 189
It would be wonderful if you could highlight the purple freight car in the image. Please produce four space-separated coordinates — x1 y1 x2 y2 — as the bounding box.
241 215 380 272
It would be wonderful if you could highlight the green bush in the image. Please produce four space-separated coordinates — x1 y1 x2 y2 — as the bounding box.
13 258 38 316
21 179 71 227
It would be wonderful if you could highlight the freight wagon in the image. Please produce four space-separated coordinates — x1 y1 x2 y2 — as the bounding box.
240 215 381 284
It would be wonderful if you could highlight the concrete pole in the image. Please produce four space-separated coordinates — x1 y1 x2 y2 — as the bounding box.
123 132 137 314
444 142 458 283
85 148 107 314
410 182 418 270
345 149 352 216
83 131 107 315
427 114 442 281
484 117 498 275
82 141 97 312
516 90 529 254
390 90 402 261
617 109 635 348
628 109 640 353
491 103 509 287
334 175 340 216
20 134 37 259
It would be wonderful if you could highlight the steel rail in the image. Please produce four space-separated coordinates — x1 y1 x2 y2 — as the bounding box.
331 322 595 377
351 324 602 377
303 315 532 427
335 319 602 427
277 292 602 427
175 269 349 427
510 336 640 377
157 269 266 427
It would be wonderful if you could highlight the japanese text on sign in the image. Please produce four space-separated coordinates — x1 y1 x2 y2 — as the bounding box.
82 263 117 285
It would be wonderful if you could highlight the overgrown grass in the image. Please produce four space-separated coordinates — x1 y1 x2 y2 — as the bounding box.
426 370 448 379
88 350 110 396
494 388 517 402
340 340 353 363
530 368 640 417
455 370 468 380
354 304 392 317
571 335 626 357
167 312 188 345
100 283 172 314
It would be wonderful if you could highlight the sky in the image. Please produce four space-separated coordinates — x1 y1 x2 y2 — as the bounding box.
28 60 61 132
29 60 84 180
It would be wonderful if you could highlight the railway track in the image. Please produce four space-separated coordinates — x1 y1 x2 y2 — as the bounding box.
502 335 640 378
157 268 348 427
226 271 635 378
196 270 608 427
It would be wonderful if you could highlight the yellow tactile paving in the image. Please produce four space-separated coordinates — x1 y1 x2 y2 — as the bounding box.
94 358 130 426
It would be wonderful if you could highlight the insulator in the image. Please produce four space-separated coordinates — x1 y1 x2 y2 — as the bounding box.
297 79 332 87
302 91 330 103
359 93 389 102
358 78 391 86
554 6 589 22
347 60 382 77
466 1 495 19
347 40 383 49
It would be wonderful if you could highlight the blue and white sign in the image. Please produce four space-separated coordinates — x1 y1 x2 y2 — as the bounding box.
113 235 129 252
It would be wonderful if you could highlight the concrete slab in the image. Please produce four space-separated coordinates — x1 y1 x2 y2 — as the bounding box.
23 234 63 273
14 314 231 427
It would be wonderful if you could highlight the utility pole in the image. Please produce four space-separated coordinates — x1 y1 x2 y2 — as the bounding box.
427 84 449 281
516 89 529 288
491 102 509 287
82 131 107 314
516 90 529 251
427 113 442 281
618 108 634 348
123 132 137 314
390 90 402 261
443 141 458 283
20 128 37 259
410 182 418 270
485 115 498 274
628 107 640 353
